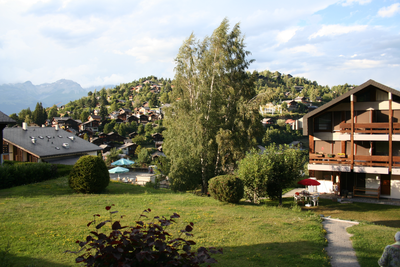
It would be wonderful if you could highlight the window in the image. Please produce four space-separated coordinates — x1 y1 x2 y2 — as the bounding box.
314 112 332 132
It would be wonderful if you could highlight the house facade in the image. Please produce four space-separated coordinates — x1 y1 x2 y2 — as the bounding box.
302 80 400 199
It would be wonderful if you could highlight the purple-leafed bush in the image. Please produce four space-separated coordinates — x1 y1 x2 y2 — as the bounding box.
66 205 222 266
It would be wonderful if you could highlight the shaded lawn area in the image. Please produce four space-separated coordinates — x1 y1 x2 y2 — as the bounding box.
0 177 329 267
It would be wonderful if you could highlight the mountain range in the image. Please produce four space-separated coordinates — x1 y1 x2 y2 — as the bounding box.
0 79 115 115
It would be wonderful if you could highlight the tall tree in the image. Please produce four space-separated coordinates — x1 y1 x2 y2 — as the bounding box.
163 19 262 193
32 102 47 126
48 105 58 120
100 106 108 121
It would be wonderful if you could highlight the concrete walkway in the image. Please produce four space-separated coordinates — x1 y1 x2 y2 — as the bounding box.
322 217 360 267
283 189 362 266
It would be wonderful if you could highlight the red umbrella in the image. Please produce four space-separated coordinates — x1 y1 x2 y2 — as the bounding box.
297 178 320 186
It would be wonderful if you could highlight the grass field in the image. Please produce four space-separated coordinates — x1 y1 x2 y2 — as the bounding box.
265 197 400 266
0 177 329 267
1 177 399 266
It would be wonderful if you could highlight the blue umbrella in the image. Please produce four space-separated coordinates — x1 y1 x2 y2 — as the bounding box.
108 166 130 174
111 158 135 166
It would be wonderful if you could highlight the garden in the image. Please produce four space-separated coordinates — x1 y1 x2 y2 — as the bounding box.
1 173 399 266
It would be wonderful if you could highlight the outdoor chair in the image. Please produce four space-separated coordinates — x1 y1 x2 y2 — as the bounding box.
294 193 304 205
312 194 319 206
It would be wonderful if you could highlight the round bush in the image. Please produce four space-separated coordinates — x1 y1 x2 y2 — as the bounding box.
208 175 244 203
69 155 110 193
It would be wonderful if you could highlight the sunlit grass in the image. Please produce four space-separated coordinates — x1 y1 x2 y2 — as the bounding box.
0 177 329 267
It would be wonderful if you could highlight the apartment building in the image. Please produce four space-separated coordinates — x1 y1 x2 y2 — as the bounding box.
302 80 400 199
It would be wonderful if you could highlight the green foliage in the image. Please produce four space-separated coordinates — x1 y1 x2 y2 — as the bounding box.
132 134 146 146
48 105 58 120
0 162 56 189
144 122 153 133
237 144 305 205
32 102 48 126
208 175 244 203
262 125 300 145
80 110 89 122
137 124 144 134
137 148 151 166
68 155 109 193
276 119 286 127
66 205 222 266
105 148 121 166
164 19 262 194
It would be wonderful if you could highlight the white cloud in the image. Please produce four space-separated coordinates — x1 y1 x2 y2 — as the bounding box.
276 27 301 45
125 37 181 64
378 3 400 18
341 0 371 6
343 59 383 69
282 44 323 56
309 24 368 39
351 54 357 58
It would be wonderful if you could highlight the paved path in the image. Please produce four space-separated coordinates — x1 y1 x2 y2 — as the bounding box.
283 189 361 266
322 218 360 267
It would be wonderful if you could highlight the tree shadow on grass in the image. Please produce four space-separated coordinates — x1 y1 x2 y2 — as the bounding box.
373 220 400 228
0 252 70 267
0 177 175 199
214 241 330 267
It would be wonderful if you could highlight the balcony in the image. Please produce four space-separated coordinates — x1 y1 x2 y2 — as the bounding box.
309 153 392 168
339 122 400 134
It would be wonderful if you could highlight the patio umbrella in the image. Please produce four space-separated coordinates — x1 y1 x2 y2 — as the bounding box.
297 178 321 186
108 166 130 174
111 158 135 166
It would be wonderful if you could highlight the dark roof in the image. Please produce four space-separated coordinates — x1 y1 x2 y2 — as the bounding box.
53 117 72 121
3 127 101 158
302 79 400 135
0 111 15 124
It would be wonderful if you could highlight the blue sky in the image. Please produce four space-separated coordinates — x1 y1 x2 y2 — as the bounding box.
0 0 399 89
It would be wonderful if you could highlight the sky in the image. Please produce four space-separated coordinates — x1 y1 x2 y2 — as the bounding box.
0 0 399 89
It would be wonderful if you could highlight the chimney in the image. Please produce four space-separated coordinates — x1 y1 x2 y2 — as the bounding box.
23 122 27 131
55 125 59 131
31 137 36 144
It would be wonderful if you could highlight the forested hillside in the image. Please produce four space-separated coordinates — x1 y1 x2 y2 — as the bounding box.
8 72 355 126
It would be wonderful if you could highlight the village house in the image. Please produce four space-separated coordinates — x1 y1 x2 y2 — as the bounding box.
88 115 102 121
0 111 16 165
79 120 99 133
2 123 101 165
302 79 400 199
259 103 282 116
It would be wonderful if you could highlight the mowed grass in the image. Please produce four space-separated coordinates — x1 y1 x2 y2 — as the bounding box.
265 197 400 266
0 177 330 267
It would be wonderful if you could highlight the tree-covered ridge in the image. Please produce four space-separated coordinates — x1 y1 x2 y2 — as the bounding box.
9 69 355 127
252 70 356 105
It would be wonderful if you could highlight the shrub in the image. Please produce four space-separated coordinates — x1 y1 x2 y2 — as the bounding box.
0 162 56 189
66 205 222 266
68 155 109 193
208 175 244 203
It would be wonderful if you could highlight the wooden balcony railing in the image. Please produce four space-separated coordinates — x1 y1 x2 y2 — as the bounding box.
339 122 400 134
309 153 392 168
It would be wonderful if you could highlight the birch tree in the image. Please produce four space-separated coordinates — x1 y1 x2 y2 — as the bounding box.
163 19 262 193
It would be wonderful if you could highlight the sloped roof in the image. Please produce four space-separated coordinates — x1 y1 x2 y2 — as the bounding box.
3 127 101 158
0 111 15 124
302 79 400 135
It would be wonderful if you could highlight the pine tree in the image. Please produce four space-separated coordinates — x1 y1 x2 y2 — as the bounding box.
32 102 47 126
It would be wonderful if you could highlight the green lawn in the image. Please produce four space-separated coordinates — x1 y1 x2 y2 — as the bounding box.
265 197 400 266
0 177 329 267
2 178 399 267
